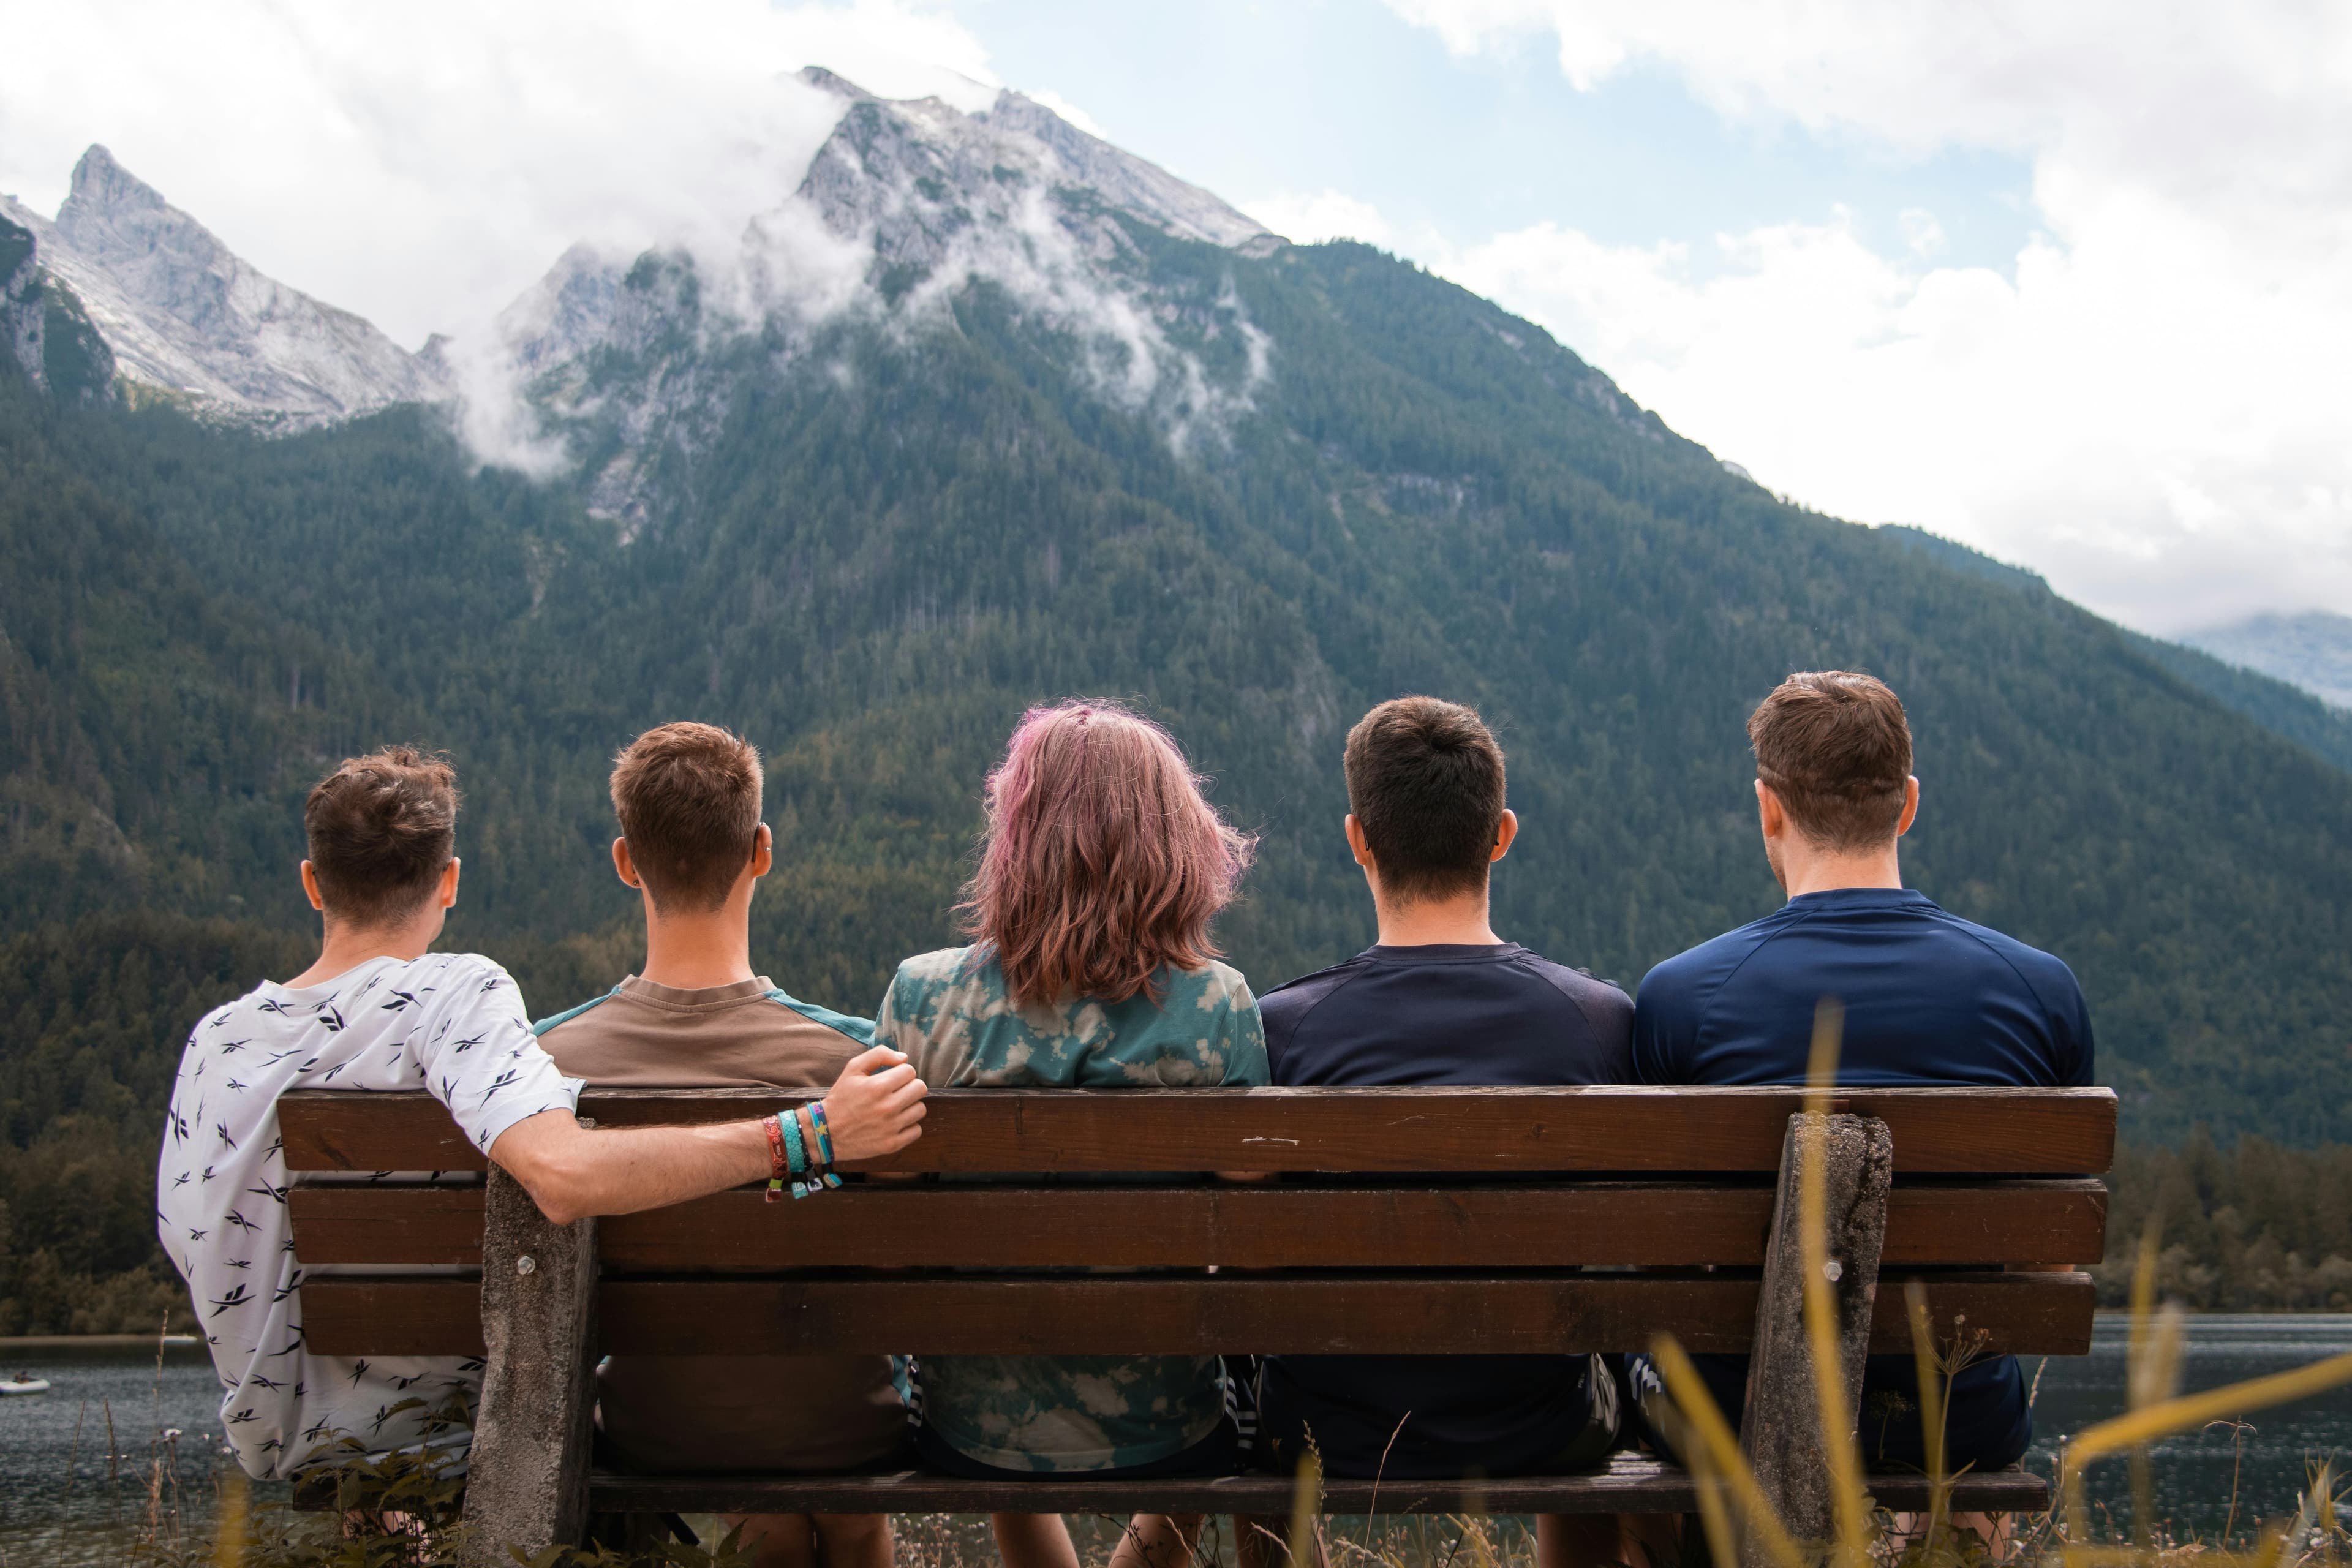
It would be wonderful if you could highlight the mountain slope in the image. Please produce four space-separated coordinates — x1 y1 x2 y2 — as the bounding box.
1 147 443 424
1880 524 2352 774
13 235 2352 1144
2 76 2349 1151
2185 611 2352 712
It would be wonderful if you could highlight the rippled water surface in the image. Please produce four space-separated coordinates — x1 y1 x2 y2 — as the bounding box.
4 1316 2348 1564
2024 1313 2352 1542
0 1341 291 1566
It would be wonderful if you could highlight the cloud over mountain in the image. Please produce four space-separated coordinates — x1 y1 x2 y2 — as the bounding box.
1373 0 2352 634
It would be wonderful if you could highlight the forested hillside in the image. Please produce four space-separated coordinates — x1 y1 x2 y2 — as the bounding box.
14 236 2352 1120
6 228 2352 1328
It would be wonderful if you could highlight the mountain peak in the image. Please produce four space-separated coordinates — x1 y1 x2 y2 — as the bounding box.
67 145 165 218
20 146 444 424
796 65 875 104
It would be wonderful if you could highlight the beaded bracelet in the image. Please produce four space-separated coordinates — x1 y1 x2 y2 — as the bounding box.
764 1112 801 1204
807 1101 845 1188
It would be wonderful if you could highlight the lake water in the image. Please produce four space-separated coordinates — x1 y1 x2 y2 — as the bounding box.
0 1340 292 1568
2024 1313 2352 1542
4 1316 2348 1564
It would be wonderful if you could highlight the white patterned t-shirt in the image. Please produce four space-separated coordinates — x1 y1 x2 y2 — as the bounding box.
156 951 581 1479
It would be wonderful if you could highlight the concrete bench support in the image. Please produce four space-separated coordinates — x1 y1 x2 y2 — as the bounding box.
457 1166 599 1568
1740 1111 1894 1564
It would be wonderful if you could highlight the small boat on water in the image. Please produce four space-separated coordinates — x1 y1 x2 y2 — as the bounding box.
1 1371 50 1396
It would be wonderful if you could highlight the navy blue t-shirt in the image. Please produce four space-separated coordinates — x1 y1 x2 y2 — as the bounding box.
1634 885 2095 1469
1266 942 1634 1087
1257 943 1633 1478
1633 886 2092 1087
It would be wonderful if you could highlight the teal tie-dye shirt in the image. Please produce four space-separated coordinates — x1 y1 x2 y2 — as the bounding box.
875 945 1268 1472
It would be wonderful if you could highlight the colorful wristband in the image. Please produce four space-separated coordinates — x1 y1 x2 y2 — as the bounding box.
783 1104 826 1199
763 1113 788 1204
809 1104 843 1189
781 1102 809 1175
796 1105 840 1193
809 1100 842 1184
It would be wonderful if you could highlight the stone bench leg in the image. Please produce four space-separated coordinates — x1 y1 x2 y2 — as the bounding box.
458 1166 598 1567
1738 1110 1892 1567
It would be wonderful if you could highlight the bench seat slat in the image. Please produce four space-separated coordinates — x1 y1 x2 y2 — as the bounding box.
580 1456 2052 1517
288 1180 2107 1270
300 1270 2093 1359
277 1087 2116 1177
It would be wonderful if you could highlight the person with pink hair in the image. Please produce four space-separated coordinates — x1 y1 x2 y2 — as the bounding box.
874 699 1267 1568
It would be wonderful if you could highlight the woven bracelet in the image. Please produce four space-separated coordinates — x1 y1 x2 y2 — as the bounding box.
763 1114 788 1205
782 1105 825 1199
808 1101 844 1187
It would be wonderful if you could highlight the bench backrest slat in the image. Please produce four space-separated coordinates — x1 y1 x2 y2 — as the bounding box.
298 1271 2095 1360
279 1087 2111 1372
277 1086 2117 1175
288 1178 2108 1270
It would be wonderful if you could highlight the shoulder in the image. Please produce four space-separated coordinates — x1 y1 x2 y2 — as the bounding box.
197 987 265 1033
1517 951 1633 1025
895 944 983 987
761 988 876 1049
1257 953 1368 1026
1636 919 1769 1008
533 984 622 1038
1516 951 1630 1008
1169 958 1256 1016
884 945 993 1020
410 951 523 1004
1929 910 2086 1006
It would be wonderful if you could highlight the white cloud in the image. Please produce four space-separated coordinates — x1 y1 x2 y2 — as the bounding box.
1022 88 1106 138
1240 189 1401 248
1379 0 2352 630
0 0 999 349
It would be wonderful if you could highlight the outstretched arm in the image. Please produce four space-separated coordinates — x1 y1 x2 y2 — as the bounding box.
488 1045 927 1224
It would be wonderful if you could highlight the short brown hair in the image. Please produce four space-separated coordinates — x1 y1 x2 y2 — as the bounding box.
1343 697 1507 904
610 722 764 911
1747 671 1913 850
303 747 459 929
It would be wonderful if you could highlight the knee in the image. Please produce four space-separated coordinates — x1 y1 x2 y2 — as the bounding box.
814 1513 890 1545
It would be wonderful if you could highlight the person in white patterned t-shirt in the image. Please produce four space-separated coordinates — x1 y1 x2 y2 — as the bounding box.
158 747 929 1480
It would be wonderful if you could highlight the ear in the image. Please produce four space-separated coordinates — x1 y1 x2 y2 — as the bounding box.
436 857 461 910
1490 809 1518 862
612 837 641 889
299 860 326 914
1343 814 1373 870
1755 779 1785 839
750 822 774 880
1894 776 1921 838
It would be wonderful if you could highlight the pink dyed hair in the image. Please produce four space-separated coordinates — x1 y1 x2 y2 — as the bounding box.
959 700 1256 1008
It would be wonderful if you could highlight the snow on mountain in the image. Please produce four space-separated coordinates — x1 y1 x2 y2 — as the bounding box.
4 73 1284 475
0 146 445 426
484 69 1283 529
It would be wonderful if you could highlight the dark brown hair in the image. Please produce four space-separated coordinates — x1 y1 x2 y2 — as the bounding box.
610 722 764 912
1747 671 1914 850
303 747 459 928
1342 696 1507 904
959 700 1254 1008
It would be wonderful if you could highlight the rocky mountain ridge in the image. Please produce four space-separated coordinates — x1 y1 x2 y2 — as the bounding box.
1 147 445 426
1 72 1278 450
487 67 1285 532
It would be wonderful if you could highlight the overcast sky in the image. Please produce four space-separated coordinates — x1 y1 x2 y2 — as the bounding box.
4 0 2346 636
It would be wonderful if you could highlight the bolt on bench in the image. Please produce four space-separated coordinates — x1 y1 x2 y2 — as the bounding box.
278 1085 2114 1565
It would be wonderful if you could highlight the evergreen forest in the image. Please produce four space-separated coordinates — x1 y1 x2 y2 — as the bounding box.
4 233 2351 1329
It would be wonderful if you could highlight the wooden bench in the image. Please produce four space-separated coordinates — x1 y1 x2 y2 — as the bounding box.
278 1085 2114 1564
